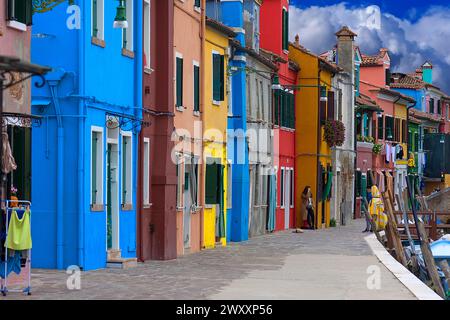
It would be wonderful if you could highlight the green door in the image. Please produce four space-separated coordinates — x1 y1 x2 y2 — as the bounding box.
107 144 112 249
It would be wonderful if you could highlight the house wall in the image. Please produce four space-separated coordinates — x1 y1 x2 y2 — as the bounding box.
203 26 229 248
173 0 203 256
139 0 177 262
31 2 140 270
0 1 31 115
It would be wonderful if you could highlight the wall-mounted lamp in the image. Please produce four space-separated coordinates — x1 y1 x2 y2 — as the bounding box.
320 86 327 102
113 0 128 29
271 75 283 91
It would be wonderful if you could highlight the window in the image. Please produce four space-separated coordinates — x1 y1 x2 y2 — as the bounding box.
378 115 384 140
7 0 33 27
194 0 201 10
327 91 335 120
290 169 294 208
401 119 407 143
144 0 151 68
394 118 400 142
429 98 435 114
385 116 394 141
91 127 104 206
143 138 150 205
280 168 285 208
274 90 280 126
282 8 289 51
260 81 264 120
121 133 132 206
437 100 441 115
212 52 225 102
193 62 200 112
176 54 183 108
176 155 184 209
92 0 104 40
276 90 295 129
355 170 361 197
122 0 134 51
385 68 391 86
205 159 223 205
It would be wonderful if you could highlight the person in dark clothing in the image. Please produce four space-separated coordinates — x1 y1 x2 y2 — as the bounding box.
301 186 315 230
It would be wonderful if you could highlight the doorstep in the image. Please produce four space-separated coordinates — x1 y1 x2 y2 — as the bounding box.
106 257 138 269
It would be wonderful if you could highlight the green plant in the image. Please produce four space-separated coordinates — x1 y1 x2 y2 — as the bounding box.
364 136 374 143
357 134 363 142
372 143 382 155
330 218 337 227
324 120 346 147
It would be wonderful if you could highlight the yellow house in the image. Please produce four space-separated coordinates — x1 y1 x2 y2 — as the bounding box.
201 18 234 248
289 38 340 229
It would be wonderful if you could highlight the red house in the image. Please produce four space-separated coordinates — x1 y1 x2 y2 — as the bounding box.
260 0 298 230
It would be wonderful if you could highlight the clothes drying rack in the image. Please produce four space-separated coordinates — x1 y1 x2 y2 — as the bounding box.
0 200 32 296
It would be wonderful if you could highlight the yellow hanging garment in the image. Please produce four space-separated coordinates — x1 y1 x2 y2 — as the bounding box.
368 186 388 231
5 210 32 250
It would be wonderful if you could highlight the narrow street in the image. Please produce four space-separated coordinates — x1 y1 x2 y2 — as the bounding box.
2 219 416 300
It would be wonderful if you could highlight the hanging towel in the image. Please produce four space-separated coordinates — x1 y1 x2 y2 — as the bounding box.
391 145 396 163
0 251 21 279
1 132 17 174
267 174 276 232
385 144 391 163
5 210 32 251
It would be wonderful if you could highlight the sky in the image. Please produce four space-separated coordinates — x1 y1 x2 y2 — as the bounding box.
289 0 450 93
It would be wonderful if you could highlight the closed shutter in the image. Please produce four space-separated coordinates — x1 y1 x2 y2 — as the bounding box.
205 162 219 204
378 115 384 140
372 118 377 138
7 0 32 25
220 55 225 101
194 0 201 8
213 54 221 101
355 171 362 197
92 0 98 37
176 57 183 107
274 91 280 126
327 91 335 120
194 65 200 111
319 100 326 124
92 132 98 204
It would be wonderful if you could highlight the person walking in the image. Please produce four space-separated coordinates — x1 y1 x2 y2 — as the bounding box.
301 186 315 230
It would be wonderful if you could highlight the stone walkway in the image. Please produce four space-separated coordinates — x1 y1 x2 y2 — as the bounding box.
2 219 416 300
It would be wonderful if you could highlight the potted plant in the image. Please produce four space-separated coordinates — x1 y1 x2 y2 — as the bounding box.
364 136 374 143
324 119 346 147
372 143 382 155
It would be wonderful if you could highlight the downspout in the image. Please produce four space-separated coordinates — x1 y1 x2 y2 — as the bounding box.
48 81 64 270
316 67 321 229
77 4 86 269
199 0 206 248
136 0 144 260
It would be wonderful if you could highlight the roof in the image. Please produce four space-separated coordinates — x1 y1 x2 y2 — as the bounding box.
259 48 288 64
377 87 416 103
231 41 278 71
335 26 357 37
361 54 383 66
205 17 237 38
390 72 441 91
409 108 443 123
356 93 383 112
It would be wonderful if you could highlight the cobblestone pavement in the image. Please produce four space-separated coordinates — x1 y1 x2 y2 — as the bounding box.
2 219 416 300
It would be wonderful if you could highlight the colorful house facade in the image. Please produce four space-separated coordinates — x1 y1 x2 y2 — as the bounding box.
289 37 339 229
31 1 142 270
202 18 233 248
0 0 33 206
137 0 177 262
261 0 297 231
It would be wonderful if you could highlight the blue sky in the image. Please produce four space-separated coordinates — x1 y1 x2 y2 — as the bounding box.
290 0 449 21
289 0 450 93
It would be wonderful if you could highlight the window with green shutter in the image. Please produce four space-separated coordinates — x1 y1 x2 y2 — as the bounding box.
92 0 98 37
212 53 225 102
7 0 33 26
194 65 200 112
378 115 384 140
194 0 201 9
176 57 183 107
282 8 289 51
355 170 362 197
274 90 280 126
205 159 221 204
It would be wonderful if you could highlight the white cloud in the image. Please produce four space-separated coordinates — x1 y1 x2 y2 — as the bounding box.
289 3 450 93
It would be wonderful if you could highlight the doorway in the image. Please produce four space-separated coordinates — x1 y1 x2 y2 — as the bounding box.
284 169 291 230
106 142 119 251
183 166 191 249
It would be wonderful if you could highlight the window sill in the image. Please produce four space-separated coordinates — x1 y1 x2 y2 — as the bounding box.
176 105 185 112
122 48 135 59
91 37 106 48
122 203 133 211
7 20 27 32
193 111 201 117
91 204 104 212
194 6 201 13
143 203 152 209
212 101 221 106
144 67 154 74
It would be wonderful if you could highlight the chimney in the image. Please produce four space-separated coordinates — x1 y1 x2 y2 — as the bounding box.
421 61 433 84
294 34 300 46
335 26 357 76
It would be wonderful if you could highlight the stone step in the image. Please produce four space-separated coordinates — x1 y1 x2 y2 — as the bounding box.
106 257 138 269
107 249 122 260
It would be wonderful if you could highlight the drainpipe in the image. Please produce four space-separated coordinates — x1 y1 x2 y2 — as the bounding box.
316 67 321 229
135 0 144 260
77 4 86 269
199 0 206 248
48 81 64 270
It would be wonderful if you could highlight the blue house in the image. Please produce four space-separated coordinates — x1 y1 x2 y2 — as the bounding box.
206 0 250 242
31 1 142 270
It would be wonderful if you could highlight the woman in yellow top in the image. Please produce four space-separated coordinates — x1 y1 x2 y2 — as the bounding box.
368 186 388 231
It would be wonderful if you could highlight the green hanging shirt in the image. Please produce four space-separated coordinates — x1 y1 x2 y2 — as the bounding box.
5 210 32 251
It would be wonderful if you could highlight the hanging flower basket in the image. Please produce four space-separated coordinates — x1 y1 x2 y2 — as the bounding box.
324 119 345 147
